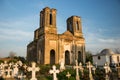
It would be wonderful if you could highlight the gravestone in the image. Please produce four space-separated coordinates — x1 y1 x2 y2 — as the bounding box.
12 63 19 77
116 64 120 79
104 62 111 80
66 72 71 79
27 62 40 80
49 65 60 80
92 66 96 74
73 60 80 80
86 61 94 80
0 63 5 77
18 73 26 80
6 67 12 78
17 61 23 66
59 58 65 71
79 62 84 76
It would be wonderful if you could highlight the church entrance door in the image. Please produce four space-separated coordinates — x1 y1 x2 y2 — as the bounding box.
50 49 55 64
65 50 70 65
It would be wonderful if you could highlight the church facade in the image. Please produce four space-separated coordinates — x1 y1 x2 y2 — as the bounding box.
27 7 86 65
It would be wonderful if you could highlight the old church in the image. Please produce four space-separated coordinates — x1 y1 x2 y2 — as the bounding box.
27 7 86 65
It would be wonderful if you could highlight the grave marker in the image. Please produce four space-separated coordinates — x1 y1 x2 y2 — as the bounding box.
27 62 40 80
86 61 94 80
49 65 60 80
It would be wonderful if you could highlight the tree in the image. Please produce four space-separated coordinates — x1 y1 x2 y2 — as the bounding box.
85 51 93 63
9 51 16 58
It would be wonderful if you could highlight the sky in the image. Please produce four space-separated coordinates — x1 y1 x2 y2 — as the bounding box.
0 0 120 57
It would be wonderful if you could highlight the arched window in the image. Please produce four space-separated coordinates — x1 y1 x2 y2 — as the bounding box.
65 50 70 65
50 49 55 64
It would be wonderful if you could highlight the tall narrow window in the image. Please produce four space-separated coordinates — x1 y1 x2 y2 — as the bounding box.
50 13 52 25
117 56 119 62
76 21 79 30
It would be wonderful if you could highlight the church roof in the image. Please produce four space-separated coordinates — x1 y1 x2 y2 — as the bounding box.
93 49 115 56
62 30 73 36
100 49 114 55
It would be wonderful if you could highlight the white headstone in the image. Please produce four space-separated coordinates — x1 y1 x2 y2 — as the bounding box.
0 63 5 77
116 64 120 78
86 61 93 80
17 61 23 66
18 73 26 80
79 62 84 76
73 60 80 80
59 58 65 71
104 62 111 80
12 63 19 77
6 67 12 78
49 65 60 80
66 72 71 79
4 61 8 67
27 62 40 80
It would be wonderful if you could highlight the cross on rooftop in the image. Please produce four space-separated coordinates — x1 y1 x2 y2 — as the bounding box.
49 65 60 80
66 72 71 79
27 62 40 80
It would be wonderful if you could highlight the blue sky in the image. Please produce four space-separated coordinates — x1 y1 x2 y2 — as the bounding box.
0 0 120 57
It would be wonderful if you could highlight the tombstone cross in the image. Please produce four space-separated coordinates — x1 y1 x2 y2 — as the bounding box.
6 67 12 78
66 72 71 79
79 62 84 76
104 62 111 80
12 63 19 77
18 73 26 80
49 65 60 80
86 61 93 80
73 60 80 80
116 64 120 79
27 62 40 80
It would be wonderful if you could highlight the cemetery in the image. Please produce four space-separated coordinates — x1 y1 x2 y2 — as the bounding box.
0 59 120 80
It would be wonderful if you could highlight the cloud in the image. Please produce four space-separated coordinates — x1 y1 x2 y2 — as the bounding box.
0 28 33 41
98 38 115 43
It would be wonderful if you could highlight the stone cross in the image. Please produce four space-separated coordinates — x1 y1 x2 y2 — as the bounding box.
104 62 111 80
18 73 26 80
17 61 23 66
49 65 60 80
86 61 93 80
116 64 120 79
79 62 84 76
73 60 80 80
0 63 5 77
4 61 8 68
6 67 12 78
12 63 19 77
59 58 65 71
9 63 12 68
92 66 96 74
23 64 27 69
66 72 71 79
27 62 40 80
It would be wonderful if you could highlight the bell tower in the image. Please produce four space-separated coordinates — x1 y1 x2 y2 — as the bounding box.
67 16 83 37
39 7 57 34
